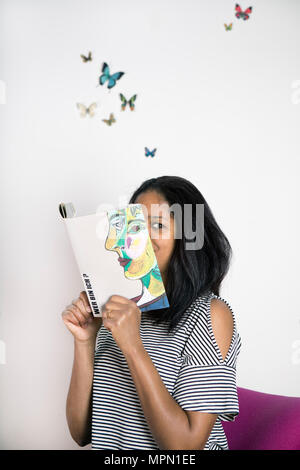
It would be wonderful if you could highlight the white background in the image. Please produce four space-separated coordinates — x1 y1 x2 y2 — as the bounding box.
0 0 300 450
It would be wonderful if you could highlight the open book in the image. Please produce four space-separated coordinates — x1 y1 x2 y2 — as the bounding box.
59 202 169 317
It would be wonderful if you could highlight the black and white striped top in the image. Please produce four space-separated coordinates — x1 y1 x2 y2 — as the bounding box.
92 291 242 450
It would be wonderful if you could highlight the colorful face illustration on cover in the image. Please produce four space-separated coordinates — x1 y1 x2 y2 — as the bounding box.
105 204 169 311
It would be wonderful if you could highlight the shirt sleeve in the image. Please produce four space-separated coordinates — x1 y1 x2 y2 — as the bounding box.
171 293 242 422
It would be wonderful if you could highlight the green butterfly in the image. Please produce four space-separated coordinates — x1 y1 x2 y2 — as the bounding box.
80 51 92 62
120 93 137 111
224 23 233 31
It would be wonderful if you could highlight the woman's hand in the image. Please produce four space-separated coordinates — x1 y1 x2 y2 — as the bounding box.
62 291 102 343
102 295 143 355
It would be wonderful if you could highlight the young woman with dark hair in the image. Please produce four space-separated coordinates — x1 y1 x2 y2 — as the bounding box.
63 175 242 450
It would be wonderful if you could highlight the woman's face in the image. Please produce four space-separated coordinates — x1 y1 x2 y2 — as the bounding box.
134 190 175 283
105 190 175 284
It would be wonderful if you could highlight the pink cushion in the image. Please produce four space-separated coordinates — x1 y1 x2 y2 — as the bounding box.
222 386 300 450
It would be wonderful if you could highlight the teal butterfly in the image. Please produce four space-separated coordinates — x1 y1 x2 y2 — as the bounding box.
120 93 137 111
145 147 157 158
99 62 124 89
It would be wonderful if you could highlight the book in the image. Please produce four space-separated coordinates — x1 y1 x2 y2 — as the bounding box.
59 202 169 317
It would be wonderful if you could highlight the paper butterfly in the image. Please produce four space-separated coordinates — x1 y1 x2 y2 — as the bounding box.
80 51 92 62
76 102 97 117
99 63 124 89
120 93 137 111
224 23 233 31
145 147 157 158
235 4 252 20
102 113 116 126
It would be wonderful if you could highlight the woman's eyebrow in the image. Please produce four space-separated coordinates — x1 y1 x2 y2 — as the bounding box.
148 215 171 222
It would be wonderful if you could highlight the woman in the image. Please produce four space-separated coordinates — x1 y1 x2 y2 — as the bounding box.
62 175 242 450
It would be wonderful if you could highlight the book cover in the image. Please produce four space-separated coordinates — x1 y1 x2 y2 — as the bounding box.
59 202 170 317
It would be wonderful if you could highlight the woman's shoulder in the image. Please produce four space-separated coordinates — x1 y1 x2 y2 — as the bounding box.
187 291 242 366
192 291 237 321
188 291 241 342
180 291 240 332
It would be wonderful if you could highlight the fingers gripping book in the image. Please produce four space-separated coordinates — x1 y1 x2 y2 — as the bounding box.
59 202 170 317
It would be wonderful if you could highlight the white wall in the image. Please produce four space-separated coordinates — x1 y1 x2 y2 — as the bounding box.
0 0 300 450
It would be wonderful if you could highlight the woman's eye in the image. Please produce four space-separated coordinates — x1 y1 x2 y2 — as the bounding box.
152 222 164 229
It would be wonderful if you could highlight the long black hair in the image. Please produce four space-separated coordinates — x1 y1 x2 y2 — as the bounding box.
129 175 232 335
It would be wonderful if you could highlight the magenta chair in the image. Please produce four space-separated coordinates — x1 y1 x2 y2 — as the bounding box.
222 386 300 450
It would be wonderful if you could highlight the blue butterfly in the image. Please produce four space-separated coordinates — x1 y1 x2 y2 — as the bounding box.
99 62 124 89
145 147 157 158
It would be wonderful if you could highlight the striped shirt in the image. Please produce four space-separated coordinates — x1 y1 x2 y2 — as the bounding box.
91 291 242 450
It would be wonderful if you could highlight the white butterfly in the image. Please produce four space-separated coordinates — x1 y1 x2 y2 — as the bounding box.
76 102 97 117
